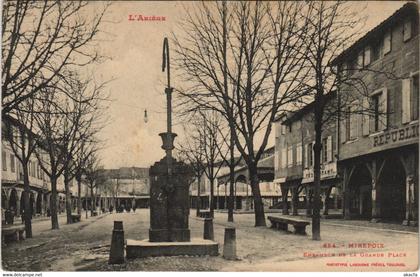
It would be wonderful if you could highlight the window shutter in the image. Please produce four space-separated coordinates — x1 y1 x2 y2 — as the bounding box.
340 113 346 143
296 143 302 165
281 148 286 168
403 20 412 42
402 78 411 123
357 52 364 69
274 148 279 171
364 48 371 66
304 144 308 168
349 103 357 139
327 136 333 162
380 88 388 130
384 31 391 54
312 141 315 166
362 97 370 135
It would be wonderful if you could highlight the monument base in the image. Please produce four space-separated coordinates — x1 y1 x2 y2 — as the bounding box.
149 228 190 242
126 238 219 258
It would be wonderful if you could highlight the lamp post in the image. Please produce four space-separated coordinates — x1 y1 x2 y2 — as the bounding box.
160 37 176 184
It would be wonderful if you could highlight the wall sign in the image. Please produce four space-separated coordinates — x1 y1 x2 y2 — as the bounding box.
372 123 419 147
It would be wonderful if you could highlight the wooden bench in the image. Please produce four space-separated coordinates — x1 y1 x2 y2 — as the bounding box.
267 216 310 235
71 214 81 223
2 224 25 243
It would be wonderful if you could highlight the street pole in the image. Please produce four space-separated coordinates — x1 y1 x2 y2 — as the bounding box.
161 37 176 237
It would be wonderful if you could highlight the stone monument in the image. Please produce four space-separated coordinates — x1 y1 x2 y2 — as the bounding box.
125 37 218 258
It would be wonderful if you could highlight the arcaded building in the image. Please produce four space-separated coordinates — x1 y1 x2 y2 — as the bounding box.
333 2 418 225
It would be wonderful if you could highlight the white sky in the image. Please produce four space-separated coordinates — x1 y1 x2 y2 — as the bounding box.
90 1 408 169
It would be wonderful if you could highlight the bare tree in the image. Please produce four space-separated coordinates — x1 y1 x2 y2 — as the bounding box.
173 1 310 226
1 1 110 116
298 1 401 240
181 110 227 217
176 133 206 216
33 73 105 228
3 99 38 238
84 153 104 216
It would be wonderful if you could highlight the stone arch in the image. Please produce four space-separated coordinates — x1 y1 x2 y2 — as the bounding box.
379 157 406 222
2 189 8 209
348 163 372 219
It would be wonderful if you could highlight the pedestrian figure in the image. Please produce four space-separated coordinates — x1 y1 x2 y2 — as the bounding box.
109 205 114 213
5 209 14 224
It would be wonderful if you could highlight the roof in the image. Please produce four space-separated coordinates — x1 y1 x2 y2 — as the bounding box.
332 2 418 66
281 91 337 125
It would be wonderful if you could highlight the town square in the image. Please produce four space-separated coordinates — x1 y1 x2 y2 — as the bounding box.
1 0 419 274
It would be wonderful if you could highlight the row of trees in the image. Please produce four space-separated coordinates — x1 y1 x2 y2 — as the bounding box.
173 1 394 240
2 1 110 236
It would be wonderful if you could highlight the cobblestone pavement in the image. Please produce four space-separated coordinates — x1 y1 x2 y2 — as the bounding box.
1 209 418 272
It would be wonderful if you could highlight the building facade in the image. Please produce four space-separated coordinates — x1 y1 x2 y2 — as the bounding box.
87 167 150 211
1 116 80 219
274 93 341 217
274 2 419 226
333 2 419 225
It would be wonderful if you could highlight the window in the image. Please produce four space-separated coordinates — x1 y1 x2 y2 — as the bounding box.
383 31 391 54
403 19 412 42
364 47 371 66
371 42 380 62
322 137 328 163
281 148 287 168
287 146 293 167
349 103 358 139
412 75 419 121
345 106 351 141
281 124 286 135
288 124 292 133
369 88 388 133
2 150 7 171
341 63 348 78
307 143 313 167
296 143 302 165
10 154 15 173
362 98 370 135
347 60 356 76
327 136 333 162
357 51 364 69
372 94 380 132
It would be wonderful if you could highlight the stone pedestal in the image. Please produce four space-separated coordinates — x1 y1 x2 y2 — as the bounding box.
126 239 218 258
109 221 125 264
149 156 193 242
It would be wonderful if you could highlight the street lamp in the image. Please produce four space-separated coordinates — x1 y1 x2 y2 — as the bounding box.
160 37 176 180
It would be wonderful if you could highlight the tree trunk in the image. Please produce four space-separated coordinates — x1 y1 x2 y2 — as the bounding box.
23 166 32 238
196 174 201 216
227 134 234 222
196 172 200 217
90 185 95 215
210 177 215 218
312 119 322 240
64 173 72 224
50 177 59 229
249 163 266 226
77 179 82 215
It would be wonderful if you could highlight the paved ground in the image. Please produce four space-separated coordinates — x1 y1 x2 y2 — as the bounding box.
1 209 418 272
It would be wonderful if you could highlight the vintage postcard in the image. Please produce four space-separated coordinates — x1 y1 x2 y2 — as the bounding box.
1 0 418 275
